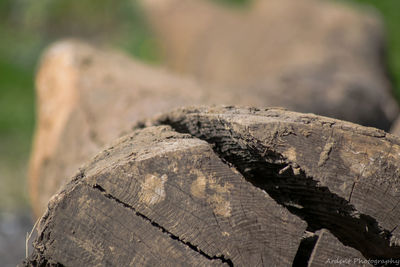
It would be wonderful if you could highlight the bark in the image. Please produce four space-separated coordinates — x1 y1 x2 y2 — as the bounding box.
24 107 400 266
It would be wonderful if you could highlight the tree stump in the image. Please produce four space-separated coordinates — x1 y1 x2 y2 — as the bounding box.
24 107 400 266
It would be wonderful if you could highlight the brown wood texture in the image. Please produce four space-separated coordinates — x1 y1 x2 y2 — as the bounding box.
308 230 372 267
24 107 400 266
151 106 400 260
140 0 399 129
24 126 306 266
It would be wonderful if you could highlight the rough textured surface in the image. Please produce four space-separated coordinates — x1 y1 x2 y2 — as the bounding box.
308 229 372 266
24 126 306 266
140 0 399 129
24 107 400 266
150 106 400 260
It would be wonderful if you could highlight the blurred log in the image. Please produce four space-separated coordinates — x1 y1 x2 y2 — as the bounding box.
139 0 399 129
390 116 400 136
24 107 400 266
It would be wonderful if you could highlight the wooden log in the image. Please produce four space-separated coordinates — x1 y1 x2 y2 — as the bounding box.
150 106 400 260
34 38 373 218
30 34 400 217
24 107 400 265
24 126 306 266
30 40 269 217
139 0 399 129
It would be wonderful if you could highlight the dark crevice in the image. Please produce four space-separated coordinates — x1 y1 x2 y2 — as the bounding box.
348 181 356 202
292 231 319 267
21 253 64 267
159 117 400 264
91 183 234 267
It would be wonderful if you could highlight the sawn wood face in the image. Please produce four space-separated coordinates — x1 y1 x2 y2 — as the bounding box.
24 107 400 266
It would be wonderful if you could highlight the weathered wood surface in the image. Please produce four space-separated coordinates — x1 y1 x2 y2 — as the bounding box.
24 107 400 266
151 106 400 260
24 126 306 266
139 0 399 129
308 230 372 267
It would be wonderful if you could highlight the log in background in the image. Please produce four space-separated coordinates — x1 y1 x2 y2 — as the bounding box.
140 0 398 129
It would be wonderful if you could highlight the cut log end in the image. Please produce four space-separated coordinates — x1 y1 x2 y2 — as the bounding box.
24 107 400 265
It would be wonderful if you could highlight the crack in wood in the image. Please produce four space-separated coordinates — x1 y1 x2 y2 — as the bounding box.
292 231 319 267
90 183 234 267
159 117 400 261
348 181 356 202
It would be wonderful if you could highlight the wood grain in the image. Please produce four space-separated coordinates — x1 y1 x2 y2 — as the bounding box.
308 229 372 267
152 106 400 260
24 107 400 265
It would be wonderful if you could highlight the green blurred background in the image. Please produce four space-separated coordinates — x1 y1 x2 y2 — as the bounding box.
0 0 399 212
0 0 399 264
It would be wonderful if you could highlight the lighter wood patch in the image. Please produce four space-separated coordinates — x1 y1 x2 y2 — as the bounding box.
208 177 233 217
139 174 168 205
318 138 334 167
208 194 232 217
190 171 233 217
190 171 207 199
283 147 297 162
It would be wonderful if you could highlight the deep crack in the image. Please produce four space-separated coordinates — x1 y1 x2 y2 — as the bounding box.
292 231 319 267
91 183 234 267
158 116 400 263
